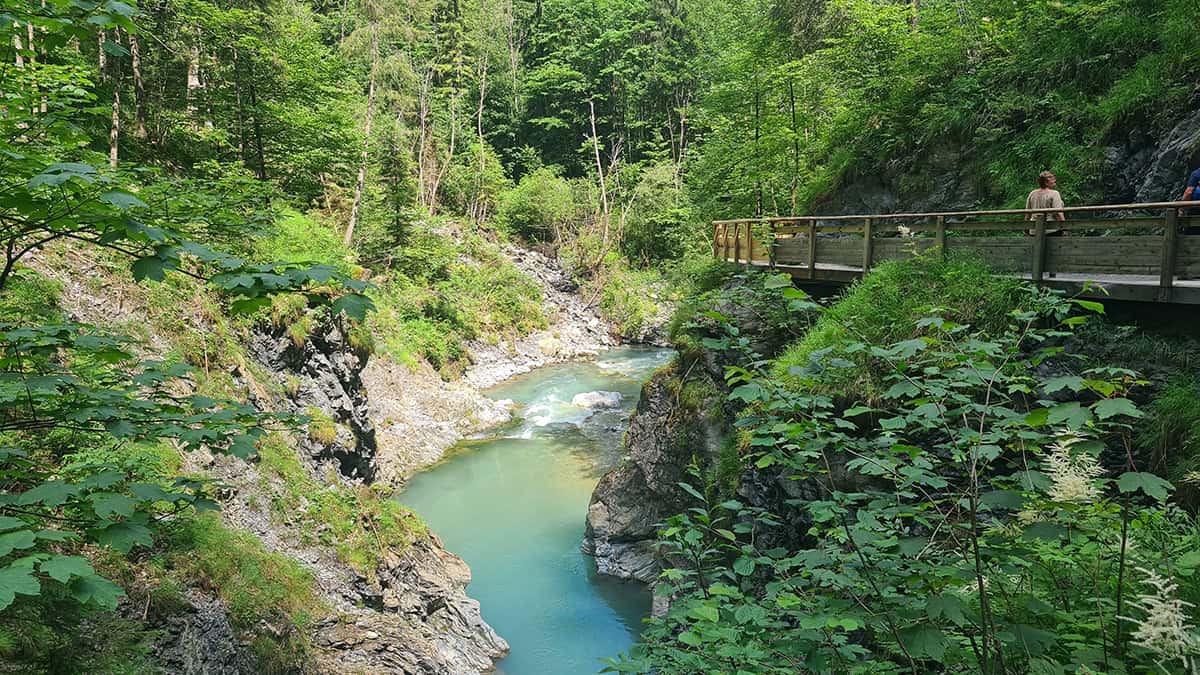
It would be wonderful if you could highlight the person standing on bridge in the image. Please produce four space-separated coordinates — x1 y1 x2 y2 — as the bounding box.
1026 171 1067 232
1180 165 1200 220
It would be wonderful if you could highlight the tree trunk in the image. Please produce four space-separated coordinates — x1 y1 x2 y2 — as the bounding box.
788 79 799 214
129 32 147 138
186 41 201 123
428 91 457 214
246 57 267 181
589 99 610 249
109 33 122 168
416 70 432 208
753 75 762 217
344 29 378 248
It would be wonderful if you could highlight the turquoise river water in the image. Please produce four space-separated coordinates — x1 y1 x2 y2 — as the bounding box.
400 347 674 675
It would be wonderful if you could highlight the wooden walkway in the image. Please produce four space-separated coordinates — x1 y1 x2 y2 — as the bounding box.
713 201 1200 304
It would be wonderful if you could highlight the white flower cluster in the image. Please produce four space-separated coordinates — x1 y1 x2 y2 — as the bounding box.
1123 567 1199 669
1044 432 1105 503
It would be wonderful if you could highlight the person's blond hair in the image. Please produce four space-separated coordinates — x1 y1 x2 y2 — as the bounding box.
1038 171 1056 188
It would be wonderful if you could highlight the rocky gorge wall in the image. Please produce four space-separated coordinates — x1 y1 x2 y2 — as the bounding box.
812 103 1200 215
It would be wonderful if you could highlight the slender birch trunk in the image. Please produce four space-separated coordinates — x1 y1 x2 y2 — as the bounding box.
345 29 378 247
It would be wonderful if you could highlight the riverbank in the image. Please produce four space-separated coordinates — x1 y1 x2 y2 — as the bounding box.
371 244 636 484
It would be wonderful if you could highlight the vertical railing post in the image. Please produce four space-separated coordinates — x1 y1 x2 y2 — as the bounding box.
935 215 946 261
1159 208 1179 301
807 221 817 280
1032 214 1047 284
733 223 742 264
768 221 777 270
722 224 731 261
712 223 720 259
862 217 874 274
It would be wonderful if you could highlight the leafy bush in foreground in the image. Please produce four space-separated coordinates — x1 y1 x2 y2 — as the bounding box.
610 280 1199 673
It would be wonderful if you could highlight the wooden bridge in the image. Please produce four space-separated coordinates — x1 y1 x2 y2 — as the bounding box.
712 202 1200 304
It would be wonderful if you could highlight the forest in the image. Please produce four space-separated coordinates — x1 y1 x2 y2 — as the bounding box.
0 0 1197 671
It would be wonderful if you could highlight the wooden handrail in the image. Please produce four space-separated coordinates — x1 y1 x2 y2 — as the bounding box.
712 200 1200 225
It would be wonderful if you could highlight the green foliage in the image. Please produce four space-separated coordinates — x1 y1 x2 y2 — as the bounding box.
162 512 321 636
612 285 1198 674
687 0 1192 219
774 255 1022 397
497 168 575 241
368 223 546 375
255 210 354 271
1141 378 1200 509
256 434 426 577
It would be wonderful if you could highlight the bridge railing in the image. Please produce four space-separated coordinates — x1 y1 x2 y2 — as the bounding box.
712 201 1200 302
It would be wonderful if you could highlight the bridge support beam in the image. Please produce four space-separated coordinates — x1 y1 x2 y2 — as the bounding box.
1159 208 1179 302
1032 215 1047 284
862 217 874 274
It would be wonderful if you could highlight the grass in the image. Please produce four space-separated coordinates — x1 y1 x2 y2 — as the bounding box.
367 221 546 377
163 513 323 631
0 267 63 324
256 434 427 578
1139 378 1200 510
305 407 338 445
772 255 1022 398
159 512 322 670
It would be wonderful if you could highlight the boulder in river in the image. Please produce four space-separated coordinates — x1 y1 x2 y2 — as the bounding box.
571 390 623 409
581 364 725 583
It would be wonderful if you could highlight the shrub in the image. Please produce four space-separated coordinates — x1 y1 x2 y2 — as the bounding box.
773 254 1022 397
497 167 575 241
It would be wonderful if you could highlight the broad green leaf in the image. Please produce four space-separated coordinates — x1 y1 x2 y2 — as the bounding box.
763 274 792 289
39 555 94 583
95 522 152 553
689 605 719 622
1005 624 1057 656
18 481 80 507
1092 397 1141 420
0 530 37 557
926 594 970 627
131 257 165 282
69 575 124 610
90 492 137 519
0 564 41 610
1046 402 1091 428
0 516 26 532
99 190 147 210
898 624 946 659
1116 472 1172 502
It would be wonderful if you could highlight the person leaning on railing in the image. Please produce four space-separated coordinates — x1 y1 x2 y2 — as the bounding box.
1026 170 1067 235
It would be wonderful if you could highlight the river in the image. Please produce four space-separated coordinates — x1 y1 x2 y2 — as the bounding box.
399 346 674 674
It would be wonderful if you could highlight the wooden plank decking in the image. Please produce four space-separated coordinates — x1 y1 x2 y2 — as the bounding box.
713 201 1200 305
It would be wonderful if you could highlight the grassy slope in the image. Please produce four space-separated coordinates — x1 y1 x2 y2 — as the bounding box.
0 207 546 669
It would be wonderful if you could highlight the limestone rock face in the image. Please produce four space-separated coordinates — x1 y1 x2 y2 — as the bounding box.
248 318 377 481
582 365 725 583
310 534 509 674
152 592 254 674
1132 107 1200 203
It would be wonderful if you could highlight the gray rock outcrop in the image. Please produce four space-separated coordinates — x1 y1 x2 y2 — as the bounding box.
581 363 725 583
248 318 377 481
152 592 255 674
